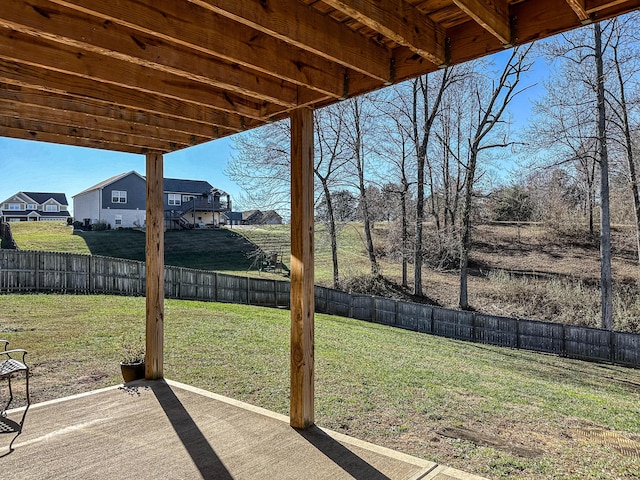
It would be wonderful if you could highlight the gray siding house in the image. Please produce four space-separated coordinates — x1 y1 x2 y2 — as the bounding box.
1 192 70 222
73 171 231 229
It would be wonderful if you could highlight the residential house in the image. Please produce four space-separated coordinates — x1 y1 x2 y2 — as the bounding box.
72 171 231 229
0 192 70 222
225 209 283 226
163 177 231 229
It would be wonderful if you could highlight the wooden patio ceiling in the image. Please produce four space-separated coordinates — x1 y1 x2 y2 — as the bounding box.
1 0 639 155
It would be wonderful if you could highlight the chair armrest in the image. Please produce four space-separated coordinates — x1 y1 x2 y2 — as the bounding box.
0 349 28 365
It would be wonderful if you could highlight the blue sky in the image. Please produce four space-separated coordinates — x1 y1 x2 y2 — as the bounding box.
0 135 242 216
0 50 548 218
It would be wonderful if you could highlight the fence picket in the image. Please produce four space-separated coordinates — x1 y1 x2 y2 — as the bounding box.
0 250 638 368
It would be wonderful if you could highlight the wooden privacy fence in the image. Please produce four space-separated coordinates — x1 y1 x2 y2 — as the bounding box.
1 249 638 368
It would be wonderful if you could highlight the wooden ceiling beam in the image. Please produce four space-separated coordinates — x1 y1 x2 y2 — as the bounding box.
0 117 179 154
585 0 638 13
50 0 348 99
0 83 236 139
0 28 268 119
452 0 511 45
0 59 253 133
190 0 394 82
0 1 302 109
566 0 591 21
321 0 446 66
0 98 211 147
354 0 638 102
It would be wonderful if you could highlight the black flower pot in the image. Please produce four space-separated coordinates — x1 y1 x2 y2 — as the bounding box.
120 361 145 382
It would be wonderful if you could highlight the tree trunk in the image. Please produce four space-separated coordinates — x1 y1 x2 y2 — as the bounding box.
594 22 614 330
459 151 477 310
413 80 425 295
353 99 379 276
401 187 409 288
320 180 340 288
612 36 640 263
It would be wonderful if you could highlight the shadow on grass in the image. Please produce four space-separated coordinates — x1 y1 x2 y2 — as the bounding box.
74 228 257 272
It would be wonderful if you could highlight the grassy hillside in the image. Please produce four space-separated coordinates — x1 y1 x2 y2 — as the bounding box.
9 222 261 273
1 294 638 479
7 221 640 332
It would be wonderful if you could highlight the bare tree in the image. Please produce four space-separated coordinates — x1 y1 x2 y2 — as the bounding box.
343 94 381 276
377 90 416 287
530 82 599 234
594 21 614 330
410 69 453 295
607 15 640 263
459 46 534 310
314 105 350 287
538 21 620 329
226 121 291 215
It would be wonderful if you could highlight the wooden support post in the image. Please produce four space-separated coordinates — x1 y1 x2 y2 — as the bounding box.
290 108 315 429
145 152 164 380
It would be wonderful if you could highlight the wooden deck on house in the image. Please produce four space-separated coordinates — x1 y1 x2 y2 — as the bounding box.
1 379 485 480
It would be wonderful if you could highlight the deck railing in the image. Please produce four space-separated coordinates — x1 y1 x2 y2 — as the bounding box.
1 249 638 368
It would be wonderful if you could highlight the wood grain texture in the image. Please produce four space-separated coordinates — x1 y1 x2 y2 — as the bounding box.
1 0 638 153
322 0 446 65
566 0 590 20
191 0 392 81
290 107 315 429
452 0 511 45
145 153 165 380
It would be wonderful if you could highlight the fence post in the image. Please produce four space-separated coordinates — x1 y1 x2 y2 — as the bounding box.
213 272 218 302
430 306 434 333
34 251 40 291
394 299 399 326
89 256 94 293
472 312 477 342
371 295 376 323
273 279 278 307
610 330 615 364
348 293 353 319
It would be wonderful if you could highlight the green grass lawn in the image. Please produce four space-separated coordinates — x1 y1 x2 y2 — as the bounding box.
1 293 638 479
8 221 386 283
9 222 263 273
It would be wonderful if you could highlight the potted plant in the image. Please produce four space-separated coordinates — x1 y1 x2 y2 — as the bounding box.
119 335 146 382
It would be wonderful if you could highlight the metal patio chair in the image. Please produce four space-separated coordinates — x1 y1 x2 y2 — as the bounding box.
0 340 30 455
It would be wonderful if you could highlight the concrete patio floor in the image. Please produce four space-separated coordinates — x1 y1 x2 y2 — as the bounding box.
1 379 486 479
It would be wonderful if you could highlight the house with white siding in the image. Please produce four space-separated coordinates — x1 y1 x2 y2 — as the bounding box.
1 192 70 222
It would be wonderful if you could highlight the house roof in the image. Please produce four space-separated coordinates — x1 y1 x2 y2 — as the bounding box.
242 210 262 221
227 212 243 221
1 1 637 154
74 172 225 197
22 192 69 206
262 210 283 221
163 178 215 195
73 171 144 197
3 210 71 218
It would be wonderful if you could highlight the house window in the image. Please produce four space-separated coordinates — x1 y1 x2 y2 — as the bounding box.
115 215 123 226
7 203 22 211
168 194 181 206
182 195 195 202
45 204 58 212
112 190 127 203
26 204 37 210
